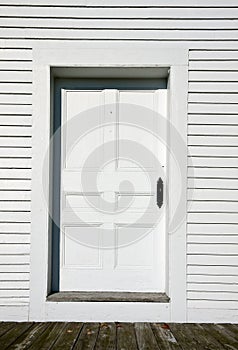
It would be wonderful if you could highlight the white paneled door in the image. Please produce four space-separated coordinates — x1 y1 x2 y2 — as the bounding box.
59 88 167 292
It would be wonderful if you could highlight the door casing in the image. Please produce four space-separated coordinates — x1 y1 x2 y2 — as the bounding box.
30 44 188 322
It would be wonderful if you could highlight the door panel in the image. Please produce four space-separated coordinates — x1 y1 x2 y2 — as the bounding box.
59 88 167 292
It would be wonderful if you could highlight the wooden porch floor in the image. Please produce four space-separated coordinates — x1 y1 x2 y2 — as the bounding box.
0 322 237 349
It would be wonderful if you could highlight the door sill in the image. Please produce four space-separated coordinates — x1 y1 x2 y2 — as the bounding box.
47 291 170 303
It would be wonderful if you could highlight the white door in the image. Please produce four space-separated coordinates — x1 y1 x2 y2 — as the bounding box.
59 88 167 292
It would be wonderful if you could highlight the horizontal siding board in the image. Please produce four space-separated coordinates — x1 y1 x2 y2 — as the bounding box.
188 201 238 213
188 300 238 309
188 178 238 189
188 212 238 224
0 212 31 221
1 28 238 40
188 93 238 103
0 280 29 289
0 116 32 126
2 18 238 30
188 275 238 283
0 83 32 94
0 272 29 280
187 291 238 301
189 71 238 81
0 71 32 83
188 135 238 146
0 298 29 305
0 148 32 157
187 255 238 265
188 223 238 234
0 61 32 70
0 255 30 264
0 48 32 60
187 265 238 275
1 0 238 7
0 265 29 273
0 234 30 244
0 105 32 115
0 223 30 232
0 244 30 254
1 6 238 19
187 243 238 254
0 169 31 179
2 39 238 49
0 159 31 168
188 157 238 167
188 146 238 157
189 82 238 92
188 187 238 200
188 283 238 292
0 202 31 211
0 95 32 104
0 192 31 201
189 61 238 70
190 50 238 60
0 290 29 297
188 234 238 243
188 114 238 125
0 137 32 147
188 167 238 178
188 104 238 114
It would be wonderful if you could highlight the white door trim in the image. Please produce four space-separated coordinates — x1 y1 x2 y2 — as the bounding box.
30 43 188 322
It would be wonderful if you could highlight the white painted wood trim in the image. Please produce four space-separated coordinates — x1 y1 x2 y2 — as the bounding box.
30 43 188 322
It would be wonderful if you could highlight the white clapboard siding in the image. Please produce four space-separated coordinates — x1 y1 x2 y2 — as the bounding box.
0 61 32 70
0 265 29 273
188 50 238 312
0 2 238 315
188 201 238 213
188 275 238 284
0 255 30 264
0 95 32 104
189 82 238 93
188 265 238 276
188 115 238 125
2 6 238 19
0 169 31 179
188 234 238 244
188 135 238 146
188 223 238 234
188 167 238 178
0 234 30 244
1 0 238 6
0 83 32 94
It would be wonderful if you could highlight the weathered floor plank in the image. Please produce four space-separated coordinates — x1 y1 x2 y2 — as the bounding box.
51 322 83 350
169 323 202 350
135 322 160 350
187 324 225 350
0 322 16 338
28 322 66 350
151 323 182 350
0 322 33 350
117 323 138 350
206 324 238 350
94 323 116 350
7 322 50 350
74 323 99 350
225 324 238 341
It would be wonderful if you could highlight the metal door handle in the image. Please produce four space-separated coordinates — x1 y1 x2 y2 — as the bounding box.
157 177 163 208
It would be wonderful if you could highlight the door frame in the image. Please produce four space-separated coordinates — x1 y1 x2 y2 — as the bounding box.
30 43 188 322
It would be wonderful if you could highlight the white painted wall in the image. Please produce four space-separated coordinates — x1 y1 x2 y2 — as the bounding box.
0 0 237 322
